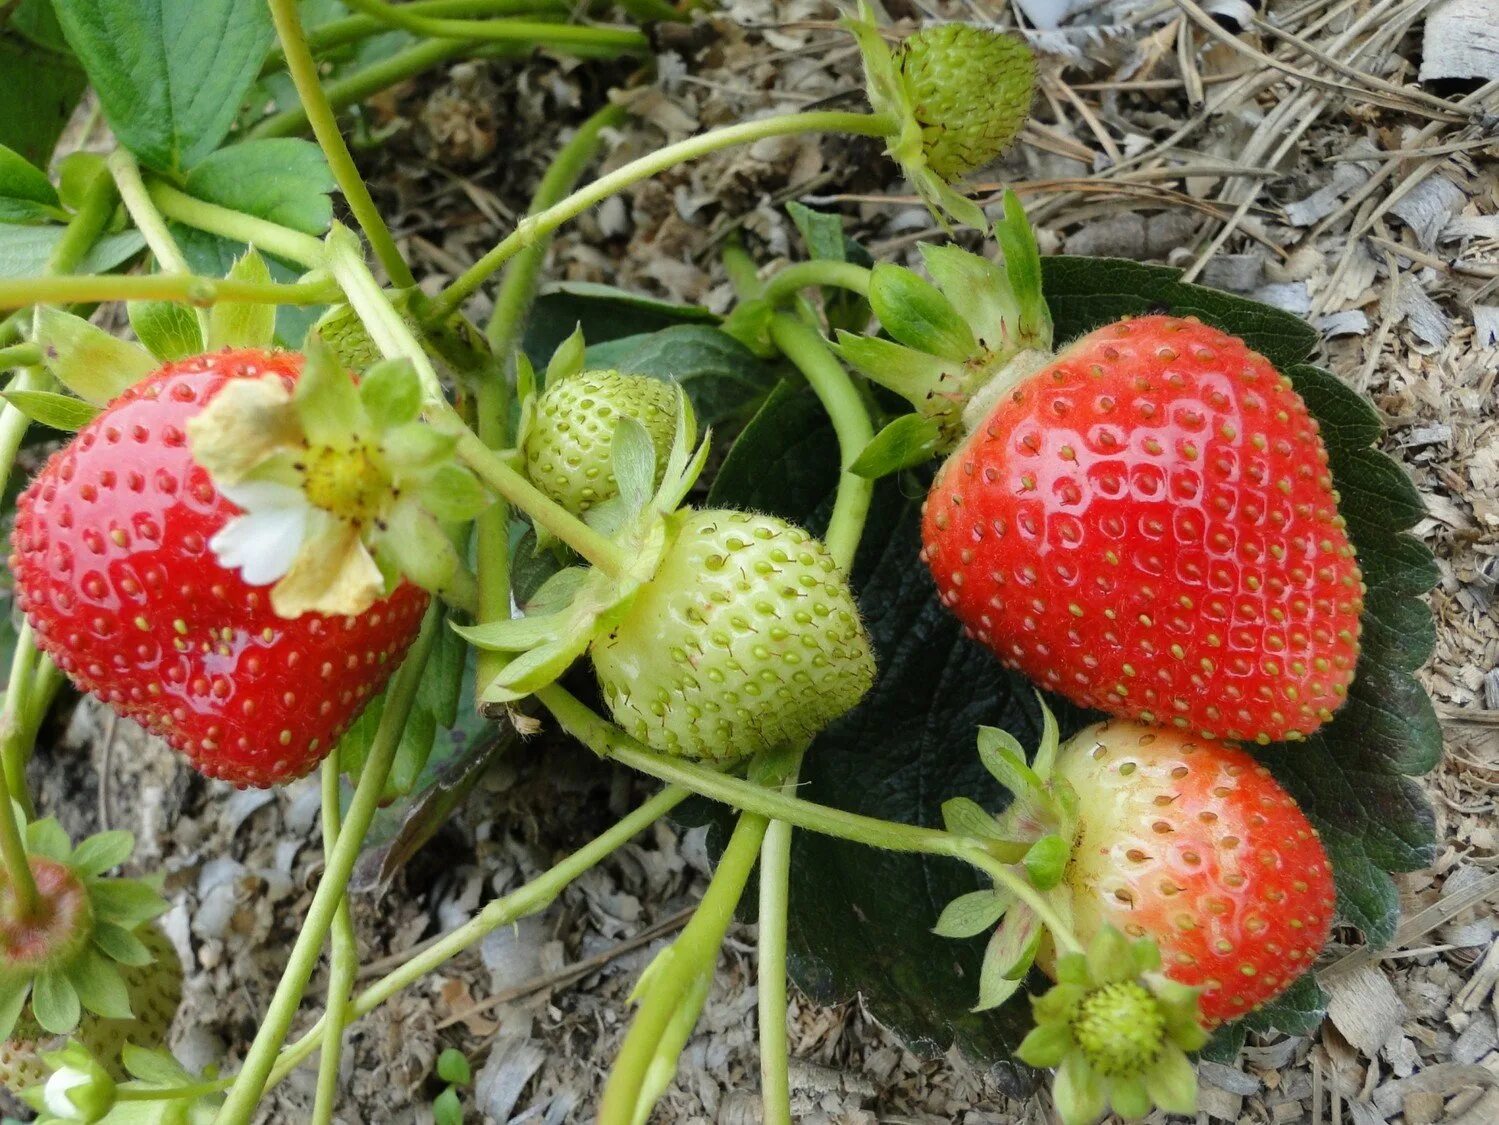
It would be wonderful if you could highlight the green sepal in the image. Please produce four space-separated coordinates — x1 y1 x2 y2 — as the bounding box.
939 795 1005 840
932 888 1011 939
974 904 1040 1011
412 463 489 523
1023 834 1068 891
380 504 460 597
128 298 204 362
1084 924 1133 987
453 612 566 651
868 263 975 363
831 332 950 406
849 413 943 479
0 389 100 432
0 976 29 1042
544 324 586 387
994 190 1052 347
70 830 135 878
611 415 658 515
88 879 168 930
1053 1052 1107 1125
359 358 424 429
1143 1045 1198 1113
31 969 81 1035
33 306 155 405
91 922 151 967
917 242 1018 351
294 334 364 445
1015 1020 1073 1069
206 247 275 351
975 726 1054 827
26 815 72 861
1110 1075 1152 1119
65 946 133 1020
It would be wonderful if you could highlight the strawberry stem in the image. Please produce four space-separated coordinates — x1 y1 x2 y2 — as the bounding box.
267 0 417 291
145 180 327 269
424 109 899 324
0 755 38 920
216 606 441 1125
311 758 359 1125
337 0 650 53
964 851 1084 957
0 272 339 312
107 149 211 341
760 260 873 308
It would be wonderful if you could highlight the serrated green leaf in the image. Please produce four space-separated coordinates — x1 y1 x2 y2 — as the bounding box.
51 0 275 174
523 282 717 371
1332 446 1425 535
0 24 86 169
850 413 943 479
128 299 204 362
933 889 1010 939
1287 364 1381 452
66 947 134 1019
0 389 99 432
30 970 80 1034
34 306 156 404
206 247 276 351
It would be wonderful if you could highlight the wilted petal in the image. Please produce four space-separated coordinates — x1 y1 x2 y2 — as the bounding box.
186 375 301 485
271 516 385 618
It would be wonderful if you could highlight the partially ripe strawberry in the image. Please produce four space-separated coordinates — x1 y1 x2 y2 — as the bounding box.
10 349 429 787
1 922 182 1093
523 369 680 516
922 315 1363 744
1051 721 1335 1027
591 509 875 762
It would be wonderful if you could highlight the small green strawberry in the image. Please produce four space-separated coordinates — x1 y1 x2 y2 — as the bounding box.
523 369 682 516
591 508 875 761
846 5 1035 228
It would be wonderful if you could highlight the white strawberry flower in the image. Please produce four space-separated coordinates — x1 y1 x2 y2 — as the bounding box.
187 337 487 618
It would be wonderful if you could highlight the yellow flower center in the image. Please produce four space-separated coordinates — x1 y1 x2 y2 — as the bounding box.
1071 981 1167 1077
303 443 389 524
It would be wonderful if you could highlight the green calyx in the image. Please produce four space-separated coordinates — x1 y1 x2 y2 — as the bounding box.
834 191 1053 453
457 381 710 706
314 290 488 375
1018 927 1206 1125
0 813 169 1046
845 5 1034 229
519 330 685 517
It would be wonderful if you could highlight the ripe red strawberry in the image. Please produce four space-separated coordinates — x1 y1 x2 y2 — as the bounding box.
921 315 1364 744
9 349 428 787
1050 721 1335 1027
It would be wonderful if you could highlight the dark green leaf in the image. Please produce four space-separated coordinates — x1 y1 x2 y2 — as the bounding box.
52 0 275 174
583 324 780 428
522 282 717 371
0 144 61 223
0 16 86 168
183 139 336 235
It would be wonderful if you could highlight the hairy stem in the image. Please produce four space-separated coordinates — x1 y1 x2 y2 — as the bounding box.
107 149 210 338
215 608 440 1124
0 272 338 312
0 742 37 917
755 312 876 1124
761 260 872 308
339 0 648 51
311 761 358 1125
145 181 327 268
477 101 626 687
598 812 767 1125
268 0 416 289
426 110 897 321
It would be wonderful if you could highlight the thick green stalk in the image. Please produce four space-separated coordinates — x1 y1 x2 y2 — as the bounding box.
215 609 441 1125
426 111 897 321
597 813 768 1125
0 273 338 312
268 0 416 289
146 181 327 268
0 343 41 369
45 168 119 277
477 101 626 687
755 312 876 1124
311 760 358 1125
761 260 872 308
251 37 485 140
262 786 688 1089
0 366 44 509
107 149 209 337
0 741 37 917
338 0 648 51
271 0 565 64
0 625 52 817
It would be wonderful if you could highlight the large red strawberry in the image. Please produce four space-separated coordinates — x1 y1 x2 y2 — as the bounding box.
1047 720 1336 1027
921 315 1363 744
9 349 428 787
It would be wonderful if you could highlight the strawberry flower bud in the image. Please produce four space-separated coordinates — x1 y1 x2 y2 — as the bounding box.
1017 927 1205 1125
846 4 1035 229
187 336 489 618
37 1043 115 1123
834 192 1053 452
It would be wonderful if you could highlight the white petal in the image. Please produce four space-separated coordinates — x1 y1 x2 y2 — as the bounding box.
44 1067 89 1118
210 506 310 586
217 478 307 514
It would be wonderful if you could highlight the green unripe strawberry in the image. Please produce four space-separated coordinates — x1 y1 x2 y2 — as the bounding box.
1 923 182 1093
896 24 1035 181
591 509 875 762
523 370 680 515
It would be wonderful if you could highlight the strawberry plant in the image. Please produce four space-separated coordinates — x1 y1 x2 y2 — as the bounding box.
0 2 1443 1123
